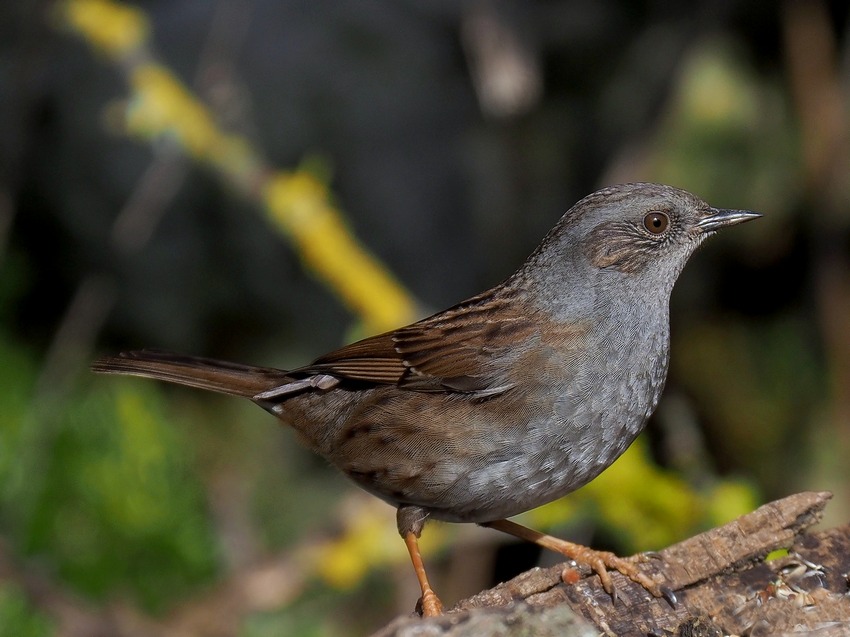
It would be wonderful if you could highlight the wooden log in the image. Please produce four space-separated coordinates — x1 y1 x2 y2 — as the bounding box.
374 491 850 637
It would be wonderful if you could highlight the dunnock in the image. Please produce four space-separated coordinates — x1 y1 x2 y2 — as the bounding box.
93 183 759 615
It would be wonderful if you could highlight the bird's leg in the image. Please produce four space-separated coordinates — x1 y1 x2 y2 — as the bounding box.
397 506 443 616
481 518 672 603
403 531 443 616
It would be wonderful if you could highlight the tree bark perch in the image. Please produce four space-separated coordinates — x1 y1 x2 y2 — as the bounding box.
374 491 850 637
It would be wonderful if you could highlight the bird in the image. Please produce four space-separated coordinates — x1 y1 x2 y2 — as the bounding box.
92 182 760 615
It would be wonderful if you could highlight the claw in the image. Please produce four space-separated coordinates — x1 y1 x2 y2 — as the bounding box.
660 585 678 608
610 586 621 606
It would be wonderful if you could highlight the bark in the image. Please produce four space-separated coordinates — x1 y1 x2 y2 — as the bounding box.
374 491 850 637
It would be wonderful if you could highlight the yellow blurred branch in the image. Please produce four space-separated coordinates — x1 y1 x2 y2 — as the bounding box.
57 0 418 334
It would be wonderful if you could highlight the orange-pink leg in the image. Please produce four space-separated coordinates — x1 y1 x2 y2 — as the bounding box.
403 531 444 616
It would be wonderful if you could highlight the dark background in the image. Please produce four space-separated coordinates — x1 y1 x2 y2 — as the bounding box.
1 1 848 635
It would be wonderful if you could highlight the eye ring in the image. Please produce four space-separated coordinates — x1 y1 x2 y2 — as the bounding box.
643 211 670 235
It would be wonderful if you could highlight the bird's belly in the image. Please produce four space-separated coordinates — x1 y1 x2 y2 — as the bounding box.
426 351 667 522
426 407 647 523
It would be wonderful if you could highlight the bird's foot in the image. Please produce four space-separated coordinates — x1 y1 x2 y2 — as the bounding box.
560 546 675 605
480 518 675 606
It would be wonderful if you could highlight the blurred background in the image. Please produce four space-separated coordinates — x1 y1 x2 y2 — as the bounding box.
1 0 849 635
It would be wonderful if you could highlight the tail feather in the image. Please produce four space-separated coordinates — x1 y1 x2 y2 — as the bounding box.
91 350 292 398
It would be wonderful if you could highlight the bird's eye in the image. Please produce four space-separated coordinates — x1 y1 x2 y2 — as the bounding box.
643 211 669 234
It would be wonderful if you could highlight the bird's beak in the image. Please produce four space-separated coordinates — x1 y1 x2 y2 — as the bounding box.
697 208 761 233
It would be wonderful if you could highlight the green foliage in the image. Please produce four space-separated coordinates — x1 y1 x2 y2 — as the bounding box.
674 316 824 493
0 585 53 637
0 331 219 612
652 39 799 211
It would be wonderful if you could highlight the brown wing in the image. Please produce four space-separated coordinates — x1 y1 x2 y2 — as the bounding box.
300 286 536 395
302 330 405 384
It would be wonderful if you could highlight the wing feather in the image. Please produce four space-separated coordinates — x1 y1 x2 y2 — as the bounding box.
298 286 536 396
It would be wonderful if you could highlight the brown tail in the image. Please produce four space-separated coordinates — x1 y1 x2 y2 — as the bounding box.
91 350 292 398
